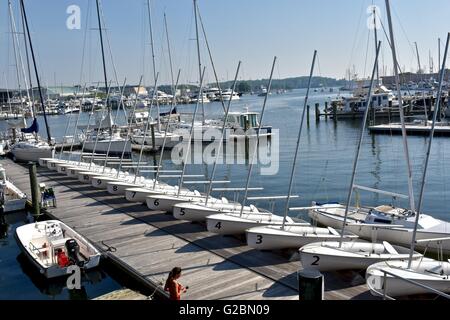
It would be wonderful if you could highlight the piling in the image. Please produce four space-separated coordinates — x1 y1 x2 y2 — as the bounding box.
28 162 40 216
315 103 320 122
332 104 337 122
306 105 310 125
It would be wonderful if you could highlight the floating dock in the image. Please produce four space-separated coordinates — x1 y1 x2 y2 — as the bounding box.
368 123 450 136
1 158 375 300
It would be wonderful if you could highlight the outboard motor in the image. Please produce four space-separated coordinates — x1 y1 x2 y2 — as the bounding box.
65 239 84 267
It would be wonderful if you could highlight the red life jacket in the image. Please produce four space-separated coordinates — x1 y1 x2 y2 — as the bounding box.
57 251 69 267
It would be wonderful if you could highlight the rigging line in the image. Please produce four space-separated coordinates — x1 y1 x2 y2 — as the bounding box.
363 26 371 78
19 0 34 104
98 0 124 112
78 0 91 87
196 4 226 113
346 0 368 72
391 4 417 63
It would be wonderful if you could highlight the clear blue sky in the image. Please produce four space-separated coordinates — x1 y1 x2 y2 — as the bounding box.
1 0 449 88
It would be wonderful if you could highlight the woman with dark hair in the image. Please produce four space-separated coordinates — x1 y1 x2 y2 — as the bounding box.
164 267 188 300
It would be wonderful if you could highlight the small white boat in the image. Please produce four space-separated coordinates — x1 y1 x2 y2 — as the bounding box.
366 258 450 297
309 203 450 255
0 165 27 213
83 138 131 155
131 130 182 149
173 201 263 222
246 224 358 250
146 191 222 213
10 140 55 162
15 220 101 278
299 240 422 271
106 179 150 195
206 212 295 235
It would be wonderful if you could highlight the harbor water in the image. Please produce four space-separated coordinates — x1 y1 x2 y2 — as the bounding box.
1 88 448 222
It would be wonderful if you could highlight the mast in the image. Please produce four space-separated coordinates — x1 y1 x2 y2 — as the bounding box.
281 51 316 230
193 0 205 125
372 5 379 84
67 84 87 160
407 33 450 267
133 73 159 184
153 9 180 188
204 61 241 205
115 75 143 178
438 38 441 76
77 82 100 164
147 0 160 132
339 42 381 244
238 57 277 217
196 5 226 113
176 67 206 196
153 69 181 188
8 1 25 114
102 78 127 173
95 0 109 96
414 42 428 120
20 0 52 144
20 2 35 110
385 0 416 213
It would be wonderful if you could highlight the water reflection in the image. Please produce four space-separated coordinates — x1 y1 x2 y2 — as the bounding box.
16 253 106 299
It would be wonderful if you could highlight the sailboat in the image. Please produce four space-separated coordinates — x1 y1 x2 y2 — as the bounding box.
365 12 450 297
198 57 294 230
299 40 423 271
80 110 131 155
9 0 54 163
308 14 450 257
243 51 358 251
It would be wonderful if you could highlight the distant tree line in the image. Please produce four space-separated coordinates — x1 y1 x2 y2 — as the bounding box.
227 76 348 93
155 76 348 95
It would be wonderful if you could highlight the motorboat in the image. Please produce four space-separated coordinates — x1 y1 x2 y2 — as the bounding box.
14 220 101 278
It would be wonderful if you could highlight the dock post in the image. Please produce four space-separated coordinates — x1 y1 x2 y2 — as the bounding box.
306 105 310 125
28 162 41 217
150 123 156 151
315 103 320 122
332 104 337 122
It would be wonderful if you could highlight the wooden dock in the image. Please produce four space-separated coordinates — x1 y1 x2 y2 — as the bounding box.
1 158 375 300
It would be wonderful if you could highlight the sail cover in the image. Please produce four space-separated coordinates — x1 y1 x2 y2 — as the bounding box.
21 118 39 133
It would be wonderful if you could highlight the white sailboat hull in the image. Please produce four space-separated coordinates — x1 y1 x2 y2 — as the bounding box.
125 187 161 202
147 194 204 212
299 241 421 271
310 207 450 255
107 181 143 195
92 176 123 189
11 146 55 163
366 259 450 297
83 139 131 155
206 213 292 235
246 225 358 250
172 202 259 222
